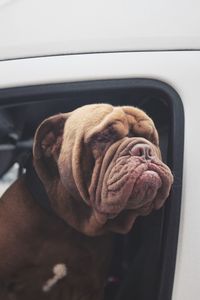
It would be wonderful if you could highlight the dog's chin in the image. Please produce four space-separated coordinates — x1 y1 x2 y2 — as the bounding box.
92 168 167 233
93 180 160 234
93 208 139 234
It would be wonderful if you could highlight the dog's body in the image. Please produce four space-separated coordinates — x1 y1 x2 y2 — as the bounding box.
0 178 111 300
0 104 173 299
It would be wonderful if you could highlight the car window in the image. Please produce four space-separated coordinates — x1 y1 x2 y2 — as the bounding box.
0 163 18 196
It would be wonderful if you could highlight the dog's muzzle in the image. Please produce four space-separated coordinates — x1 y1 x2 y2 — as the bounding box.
92 139 173 219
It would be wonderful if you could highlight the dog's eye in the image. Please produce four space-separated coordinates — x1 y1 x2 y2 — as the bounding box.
88 125 125 158
95 132 113 143
127 131 135 138
95 125 119 143
88 126 118 157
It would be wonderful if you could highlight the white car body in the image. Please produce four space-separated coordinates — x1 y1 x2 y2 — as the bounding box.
0 1 200 299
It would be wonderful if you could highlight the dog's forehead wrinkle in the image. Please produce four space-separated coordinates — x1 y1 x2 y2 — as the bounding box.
85 114 130 146
68 103 113 123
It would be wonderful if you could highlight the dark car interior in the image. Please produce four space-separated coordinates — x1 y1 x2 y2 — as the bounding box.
0 79 184 300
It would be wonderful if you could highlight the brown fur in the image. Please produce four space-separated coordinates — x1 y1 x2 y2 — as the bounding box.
0 104 173 299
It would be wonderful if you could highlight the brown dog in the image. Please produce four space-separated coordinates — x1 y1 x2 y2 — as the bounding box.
0 104 173 300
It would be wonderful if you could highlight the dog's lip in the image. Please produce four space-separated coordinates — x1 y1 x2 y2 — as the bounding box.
106 160 160 192
126 169 162 208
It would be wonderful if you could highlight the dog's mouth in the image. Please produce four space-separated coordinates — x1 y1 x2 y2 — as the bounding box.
96 160 163 216
91 139 173 227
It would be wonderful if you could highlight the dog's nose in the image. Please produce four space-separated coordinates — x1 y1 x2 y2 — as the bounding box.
130 143 154 160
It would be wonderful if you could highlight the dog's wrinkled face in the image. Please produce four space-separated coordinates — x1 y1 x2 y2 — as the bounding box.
33 104 173 235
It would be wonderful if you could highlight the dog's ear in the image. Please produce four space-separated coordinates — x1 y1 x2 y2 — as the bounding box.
33 113 70 181
85 124 118 156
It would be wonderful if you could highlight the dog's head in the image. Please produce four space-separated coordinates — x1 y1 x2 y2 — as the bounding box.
33 104 173 235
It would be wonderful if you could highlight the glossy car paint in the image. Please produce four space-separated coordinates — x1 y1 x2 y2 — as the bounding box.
0 0 200 60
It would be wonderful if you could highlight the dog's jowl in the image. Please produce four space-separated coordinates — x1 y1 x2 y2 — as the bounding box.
0 104 173 300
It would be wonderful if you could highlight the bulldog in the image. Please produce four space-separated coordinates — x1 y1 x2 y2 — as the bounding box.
0 104 173 300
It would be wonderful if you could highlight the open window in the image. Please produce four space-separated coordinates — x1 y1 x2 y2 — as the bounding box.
0 79 184 300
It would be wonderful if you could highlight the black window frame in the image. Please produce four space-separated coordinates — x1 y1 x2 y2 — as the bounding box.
0 78 184 300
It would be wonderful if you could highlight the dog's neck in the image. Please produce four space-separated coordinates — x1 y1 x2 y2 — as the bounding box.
24 156 117 236
24 157 53 214
24 157 100 235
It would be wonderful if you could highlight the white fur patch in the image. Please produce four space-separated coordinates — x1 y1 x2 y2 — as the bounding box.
42 263 67 292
